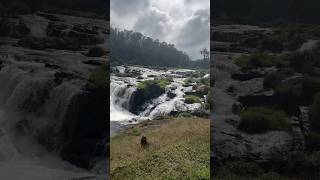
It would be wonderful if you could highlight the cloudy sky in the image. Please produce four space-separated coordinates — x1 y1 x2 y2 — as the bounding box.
111 0 210 60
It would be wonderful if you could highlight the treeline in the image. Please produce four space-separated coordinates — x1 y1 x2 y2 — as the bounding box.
110 27 208 68
213 0 320 24
0 0 108 17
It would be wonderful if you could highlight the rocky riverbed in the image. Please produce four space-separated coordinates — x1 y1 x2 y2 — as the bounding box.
211 24 309 165
110 66 210 136
0 12 108 179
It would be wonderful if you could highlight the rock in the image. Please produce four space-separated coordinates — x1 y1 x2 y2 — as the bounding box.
85 46 108 57
83 60 103 66
232 69 266 81
232 102 243 114
167 91 176 99
195 85 210 96
45 63 60 69
0 18 30 38
54 71 72 84
238 90 274 108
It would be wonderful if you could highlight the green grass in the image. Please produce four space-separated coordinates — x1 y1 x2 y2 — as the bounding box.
110 117 210 180
238 107 291 134
184 95 202 104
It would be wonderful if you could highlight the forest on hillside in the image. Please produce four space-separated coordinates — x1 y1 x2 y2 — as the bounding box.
110 27 209 68
0 0 108 17
212 0 320 24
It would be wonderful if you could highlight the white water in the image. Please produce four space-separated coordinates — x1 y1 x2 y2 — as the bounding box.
110 66 204 126
0 58 101 179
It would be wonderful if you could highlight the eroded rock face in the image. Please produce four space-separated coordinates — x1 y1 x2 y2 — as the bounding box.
0 12 109 173
211 48 303 164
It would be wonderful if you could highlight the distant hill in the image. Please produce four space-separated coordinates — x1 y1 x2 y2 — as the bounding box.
212 0 320 24
110 27 209 69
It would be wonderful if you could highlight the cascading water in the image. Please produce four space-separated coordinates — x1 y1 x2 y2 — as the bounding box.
110 78 137 122
110 66 205 132
0 58 99 179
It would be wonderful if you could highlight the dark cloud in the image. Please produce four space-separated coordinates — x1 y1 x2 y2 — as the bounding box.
176 9 210 58
111 0 210 59
177 9 209 47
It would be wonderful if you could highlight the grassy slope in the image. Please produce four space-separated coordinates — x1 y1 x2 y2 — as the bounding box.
110 117 210 180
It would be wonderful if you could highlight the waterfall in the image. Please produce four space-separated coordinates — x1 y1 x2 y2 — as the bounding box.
110 79 136 122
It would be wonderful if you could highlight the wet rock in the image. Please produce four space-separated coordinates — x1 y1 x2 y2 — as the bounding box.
45 63 60 69
232 102 243 114
238 90 274 108
167 91 176 99
231 69 267 81
0 18 30 38
194 85 210 96
85 46 108 57
83 60 103 66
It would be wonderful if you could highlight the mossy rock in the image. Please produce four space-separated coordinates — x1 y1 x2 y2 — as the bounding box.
130 78 172 113
184 95 201 104
238 107 291 134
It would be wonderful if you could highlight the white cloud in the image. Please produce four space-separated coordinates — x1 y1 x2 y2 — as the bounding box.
111 0 210 59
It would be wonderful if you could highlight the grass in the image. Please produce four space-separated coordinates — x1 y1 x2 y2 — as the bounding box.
110 117 210 180
184 95 202 104
238 107 291 134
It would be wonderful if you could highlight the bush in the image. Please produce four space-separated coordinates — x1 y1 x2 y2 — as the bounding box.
184 95 201 104
238 107 291 134
309 93 320 132
234 53 277 70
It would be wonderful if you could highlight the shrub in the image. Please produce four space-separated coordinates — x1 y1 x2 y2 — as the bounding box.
309 93 320 132
184 95 201 104
234 53 277 70
238 107 291 134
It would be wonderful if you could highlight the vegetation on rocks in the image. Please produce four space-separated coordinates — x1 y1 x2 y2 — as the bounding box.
235 53 278 70
88 64 109 92
110 117 210 180
238 107 291 134
184 95 202 104
137 78 172 100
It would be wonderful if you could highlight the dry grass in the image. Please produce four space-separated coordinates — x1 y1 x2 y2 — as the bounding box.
110 117 210 179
